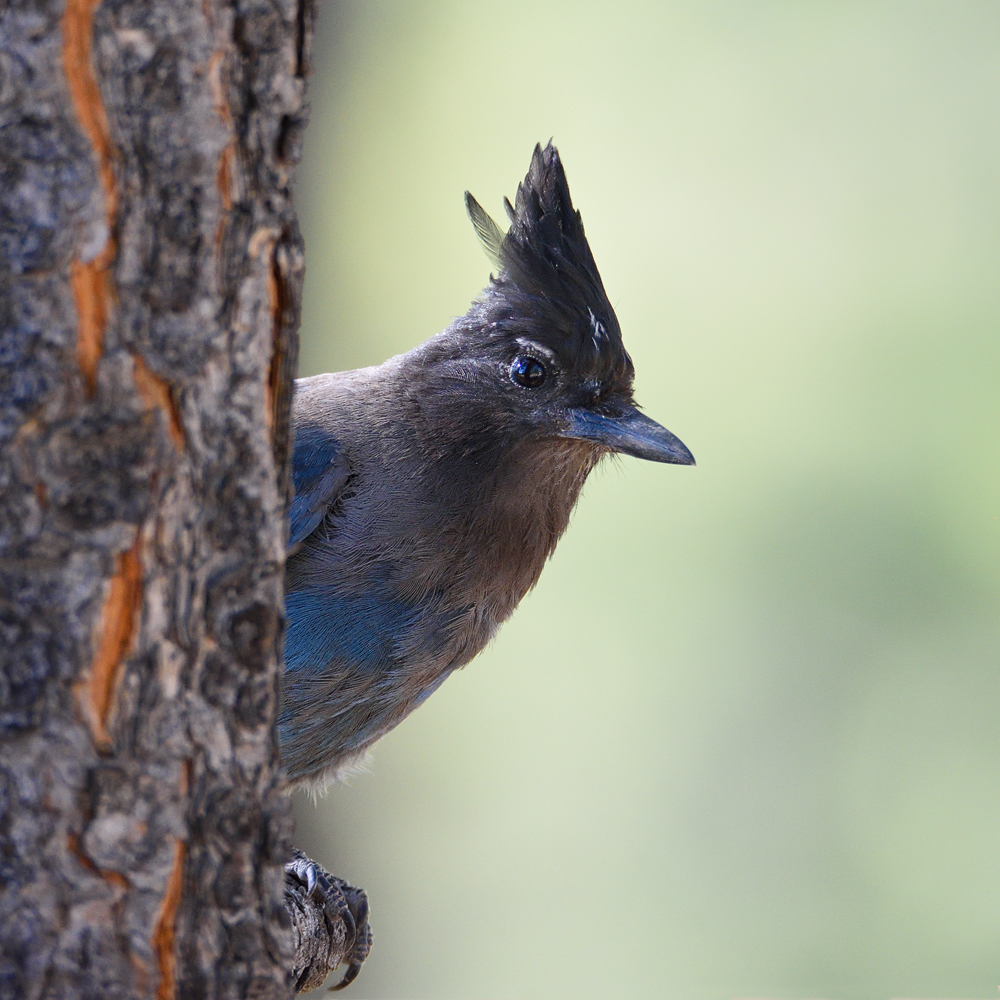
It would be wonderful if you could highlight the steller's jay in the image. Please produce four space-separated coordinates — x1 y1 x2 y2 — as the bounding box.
280 142 694 790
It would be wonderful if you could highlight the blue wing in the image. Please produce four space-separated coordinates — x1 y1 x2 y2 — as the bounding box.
289 422 351 549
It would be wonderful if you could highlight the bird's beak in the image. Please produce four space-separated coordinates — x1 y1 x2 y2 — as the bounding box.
558 406 696 465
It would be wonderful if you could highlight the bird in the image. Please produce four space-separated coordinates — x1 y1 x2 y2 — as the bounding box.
279 141 694 791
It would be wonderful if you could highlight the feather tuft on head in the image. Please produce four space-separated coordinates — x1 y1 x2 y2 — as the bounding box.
465 190 505 270
464 142 631 384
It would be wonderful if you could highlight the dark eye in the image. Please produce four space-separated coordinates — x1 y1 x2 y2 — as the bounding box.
510 355 546 388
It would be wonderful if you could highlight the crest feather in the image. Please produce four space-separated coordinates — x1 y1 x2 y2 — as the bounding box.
498 142 609 311
464 191 505 270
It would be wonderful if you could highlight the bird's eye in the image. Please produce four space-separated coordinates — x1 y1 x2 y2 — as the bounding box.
510 355 546 388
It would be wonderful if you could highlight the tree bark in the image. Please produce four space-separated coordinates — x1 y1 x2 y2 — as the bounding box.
0 1 356 996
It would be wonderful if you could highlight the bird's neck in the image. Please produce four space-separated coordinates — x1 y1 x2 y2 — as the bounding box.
432 435 603 620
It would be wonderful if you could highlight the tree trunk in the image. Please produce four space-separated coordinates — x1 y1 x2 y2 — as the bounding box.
0 1 353 996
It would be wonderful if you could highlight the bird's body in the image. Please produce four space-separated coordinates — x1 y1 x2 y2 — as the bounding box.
283 360 598 786
280 144 693 790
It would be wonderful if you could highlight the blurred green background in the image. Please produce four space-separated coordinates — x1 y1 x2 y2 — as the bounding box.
290 3 1000 997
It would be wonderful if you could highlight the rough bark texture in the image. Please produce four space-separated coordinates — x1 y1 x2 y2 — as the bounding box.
0 0 355 996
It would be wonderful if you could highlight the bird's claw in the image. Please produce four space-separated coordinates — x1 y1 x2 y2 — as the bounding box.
330 886 372 991
286 852 319 896
285 850 373 991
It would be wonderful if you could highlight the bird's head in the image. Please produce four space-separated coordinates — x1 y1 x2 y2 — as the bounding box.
415 142 693 468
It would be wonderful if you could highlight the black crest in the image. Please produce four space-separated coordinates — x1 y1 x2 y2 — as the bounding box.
465 142 633 386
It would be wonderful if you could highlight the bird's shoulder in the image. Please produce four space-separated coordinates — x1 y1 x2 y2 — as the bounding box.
289 362 423 551
289 424 350 550
289 372 362 550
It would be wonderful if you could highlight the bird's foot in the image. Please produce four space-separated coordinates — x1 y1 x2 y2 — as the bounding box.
285 849 372 991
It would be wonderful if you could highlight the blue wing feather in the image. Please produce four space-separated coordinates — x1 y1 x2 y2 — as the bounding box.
289 423 351 548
